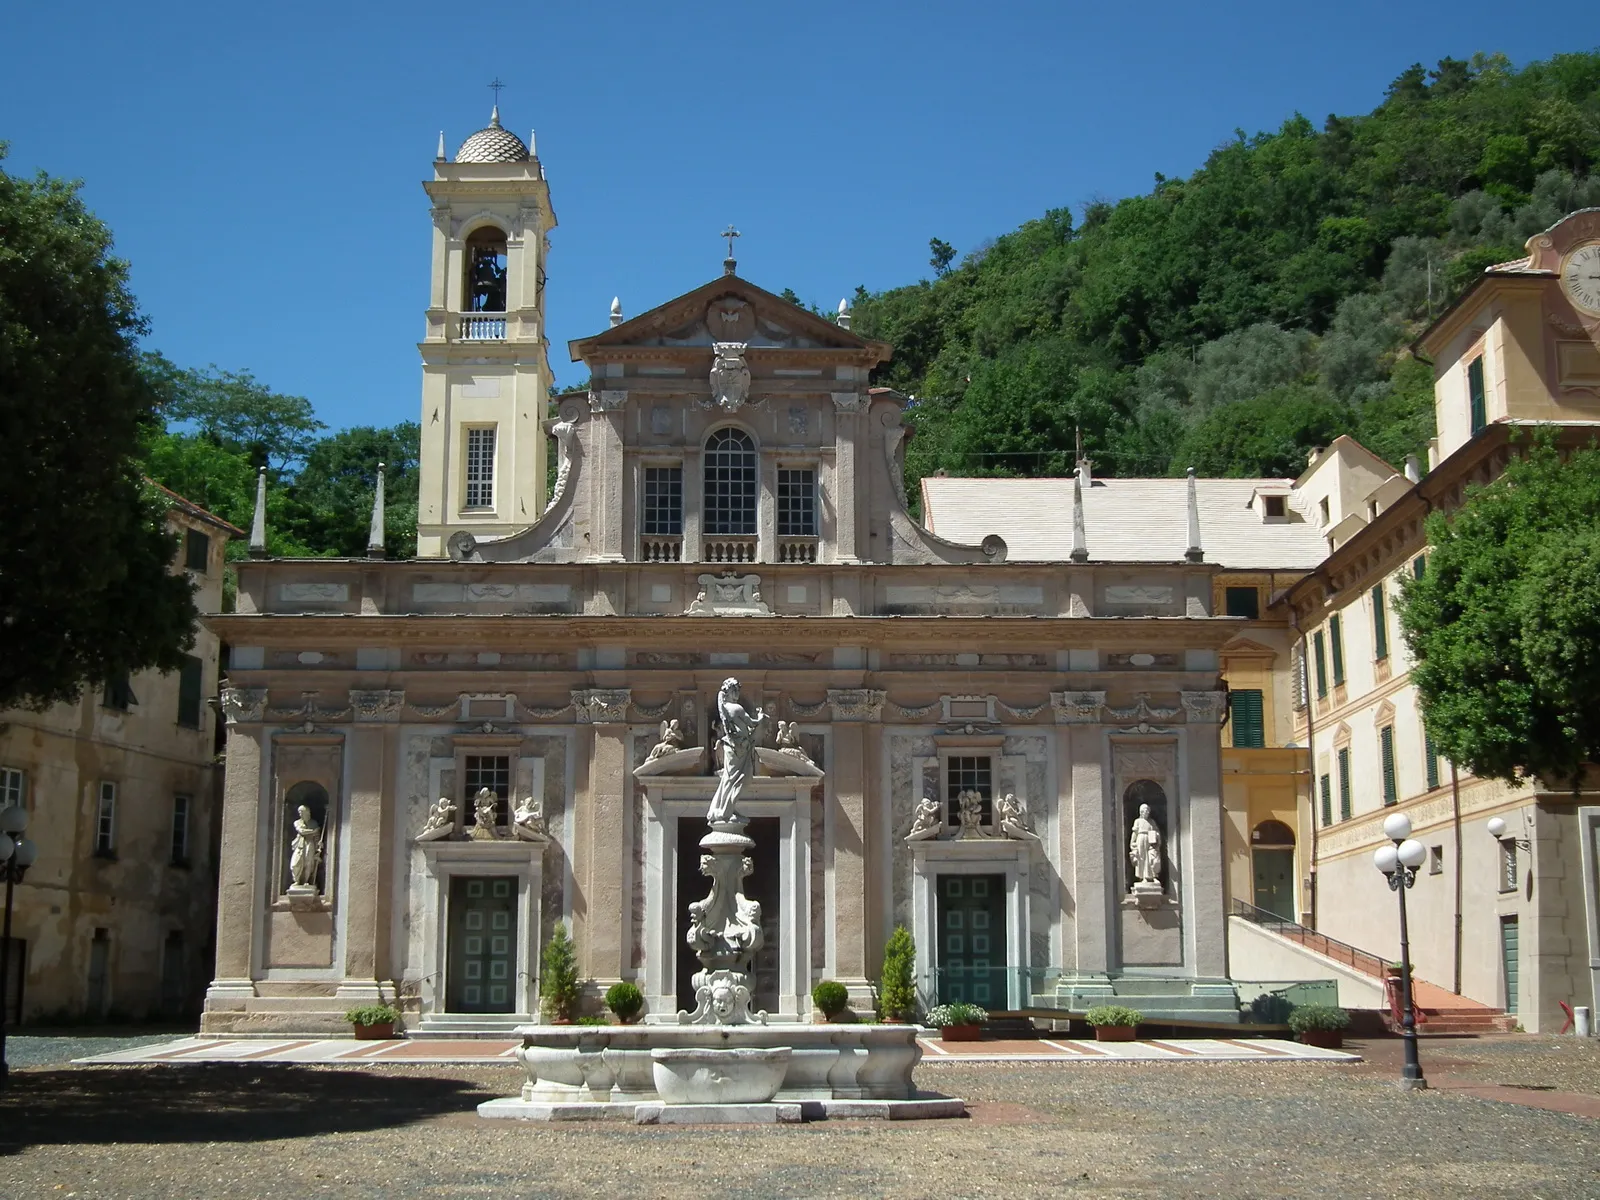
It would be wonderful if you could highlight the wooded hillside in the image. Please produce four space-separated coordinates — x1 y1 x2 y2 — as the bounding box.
848 52 1600 491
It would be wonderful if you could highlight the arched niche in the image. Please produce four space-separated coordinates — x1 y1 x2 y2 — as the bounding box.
1123 778 1169 892
1251 819 1296 847
282 780 330 896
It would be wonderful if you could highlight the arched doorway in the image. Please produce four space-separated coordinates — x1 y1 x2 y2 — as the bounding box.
1250 819 1296 921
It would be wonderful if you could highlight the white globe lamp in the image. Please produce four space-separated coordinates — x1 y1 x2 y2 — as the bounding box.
1373 843 1399 875
1382 812 1412 842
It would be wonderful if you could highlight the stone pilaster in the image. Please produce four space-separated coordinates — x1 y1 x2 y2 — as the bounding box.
338 692 401 998
831 402 861 563
1181 691 1228 978
574 688 631 989
1053 692 1109 975
207 691 269 1007
827 689 884 1000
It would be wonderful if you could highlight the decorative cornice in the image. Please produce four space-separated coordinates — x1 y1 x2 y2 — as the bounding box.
1180 691 1227 723
827 688 886 722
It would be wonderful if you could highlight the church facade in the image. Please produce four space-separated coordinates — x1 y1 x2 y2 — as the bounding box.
200 110 1265 1032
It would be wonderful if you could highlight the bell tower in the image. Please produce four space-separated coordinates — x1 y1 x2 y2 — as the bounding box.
416 104 556 557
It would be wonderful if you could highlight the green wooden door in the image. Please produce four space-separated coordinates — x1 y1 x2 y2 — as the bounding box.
448 876 517 1013
1501 915 1519 1015
936 874 1006 1008
1252 849 1296 921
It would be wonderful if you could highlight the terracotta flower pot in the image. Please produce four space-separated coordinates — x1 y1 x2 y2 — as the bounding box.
1093 1024 1137 1042
352 1021 395 1040
1298 1029 1343 1049
940 1023 982 1042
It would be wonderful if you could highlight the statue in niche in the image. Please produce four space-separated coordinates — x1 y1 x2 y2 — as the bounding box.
512 794 548 841
416 796 456 842
997 792 1039 841
775 720 813 766
956 790 990 840
647 718 684 761
905 785 943 842
288 805 323 890
706 677 768 825
471 787 503 840
1130 803 1163 889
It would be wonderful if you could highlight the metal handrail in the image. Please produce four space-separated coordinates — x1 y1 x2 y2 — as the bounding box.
1230 898 1390 978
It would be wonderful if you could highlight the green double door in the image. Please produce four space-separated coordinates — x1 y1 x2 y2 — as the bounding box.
936 874 1007 1008
447 876 517 1013
1252 849 1296 921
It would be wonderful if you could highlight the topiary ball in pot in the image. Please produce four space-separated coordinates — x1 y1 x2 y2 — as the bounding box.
605 981 644 1023
812 979 850 1020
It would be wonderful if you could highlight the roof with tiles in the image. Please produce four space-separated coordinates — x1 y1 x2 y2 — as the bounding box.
920 475 1329 569
454 107 530 164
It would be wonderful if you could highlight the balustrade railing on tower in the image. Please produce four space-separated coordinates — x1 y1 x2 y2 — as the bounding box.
458 314 508 341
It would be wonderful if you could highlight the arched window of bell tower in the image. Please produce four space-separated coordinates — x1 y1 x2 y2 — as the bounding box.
464 225 508 313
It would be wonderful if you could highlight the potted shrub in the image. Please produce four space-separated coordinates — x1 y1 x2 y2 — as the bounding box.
540 922 583 1024
879 925 916 1023
1288 1003 1350 1048
344 1003 401 1040
925 1002 987 1041
1085 1005 1142 1042
605 981 644 1024
812 979 850 1022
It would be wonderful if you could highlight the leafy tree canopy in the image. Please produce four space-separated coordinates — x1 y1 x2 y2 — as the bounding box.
849 51 1600 492
1401 440 1600 786
0 150 198 709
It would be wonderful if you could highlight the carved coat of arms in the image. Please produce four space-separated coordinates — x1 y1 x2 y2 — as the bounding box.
709 342 751 411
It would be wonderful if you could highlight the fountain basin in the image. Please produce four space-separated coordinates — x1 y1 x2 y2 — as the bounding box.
651 1046 791 1104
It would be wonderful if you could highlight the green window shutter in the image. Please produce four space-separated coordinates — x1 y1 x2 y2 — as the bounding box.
1412 555 1426 580
1468 355 1487 434
1380 725 1397 805
1330 615 1346 685
1313 633 1328 698
1372 584 1388 660
1319 774 1333 828
1231 690 1265 748
1337 748 1352 820
177 655 203 730
1425 731 1440 791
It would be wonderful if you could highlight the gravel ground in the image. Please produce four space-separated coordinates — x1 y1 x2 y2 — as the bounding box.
0 1039 1596 1199
3 1034 180 1069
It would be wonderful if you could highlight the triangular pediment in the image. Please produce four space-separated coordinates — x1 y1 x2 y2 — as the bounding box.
569 274 890 364
1220 636 1279 660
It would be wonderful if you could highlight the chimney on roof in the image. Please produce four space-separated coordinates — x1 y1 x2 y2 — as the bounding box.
367 462 387 559
1404 454 1422 484
249 467 268 558
1184 467 1204 563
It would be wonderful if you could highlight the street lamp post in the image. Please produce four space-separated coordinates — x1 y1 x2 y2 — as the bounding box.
0 804 38 1087
1373 811 1428 1091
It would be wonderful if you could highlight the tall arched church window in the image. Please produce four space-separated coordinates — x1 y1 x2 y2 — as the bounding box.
703 429 757 535
464 227 507 313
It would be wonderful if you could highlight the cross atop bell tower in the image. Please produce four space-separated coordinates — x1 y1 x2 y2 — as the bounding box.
415 99 558 558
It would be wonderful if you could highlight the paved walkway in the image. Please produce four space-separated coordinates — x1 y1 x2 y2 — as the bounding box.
74 1034 1359 1066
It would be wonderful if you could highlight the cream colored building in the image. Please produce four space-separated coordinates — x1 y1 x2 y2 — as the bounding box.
1281 208 1600 1032
0 489 240 1022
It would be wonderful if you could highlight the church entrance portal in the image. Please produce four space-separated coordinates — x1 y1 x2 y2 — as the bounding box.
936 873 1007 1007
674 816 779 1014
446 876 517 1013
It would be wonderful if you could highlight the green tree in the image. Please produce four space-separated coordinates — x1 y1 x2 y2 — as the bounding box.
147 352 324 469
879 925 917 1021
539 922 583 1021
0 152 198 709
1401 440 1600 785
282 424 421 558
928 237 955 276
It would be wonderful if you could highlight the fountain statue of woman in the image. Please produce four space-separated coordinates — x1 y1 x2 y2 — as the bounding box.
706 678 768 826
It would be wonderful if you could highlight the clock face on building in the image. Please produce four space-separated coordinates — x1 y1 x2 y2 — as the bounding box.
1562 241 1600 316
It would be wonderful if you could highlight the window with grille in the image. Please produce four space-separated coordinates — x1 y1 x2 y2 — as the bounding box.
1468 355 1487 434
95 782 117 855
464 755 511 826
1224 587 1260 619
1372 584 1388 660
945 756 992 826
177 655 204 729
777 468 817 536
465 427 496 509
1313 632 1328 699
1380 725 1397 805
642 466 683 535
1424 730 1440 791
1319 773 1332 827
0 767 23 810
1337 748 1352 821
1499 839 1518 892
703 428 757 535
1231 689 1265 748
184 529 210 572
1330 615 1345 685
170 795 191 865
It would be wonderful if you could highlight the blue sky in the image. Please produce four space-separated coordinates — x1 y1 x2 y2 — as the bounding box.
4 2 1597 432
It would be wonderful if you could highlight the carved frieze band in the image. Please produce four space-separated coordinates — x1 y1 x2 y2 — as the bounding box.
1050 691 1106 724
1180 691 1227 723
572 688 633 724
349 689 404 722
826 688 886 722
589 388 628 412
220 686 269 725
